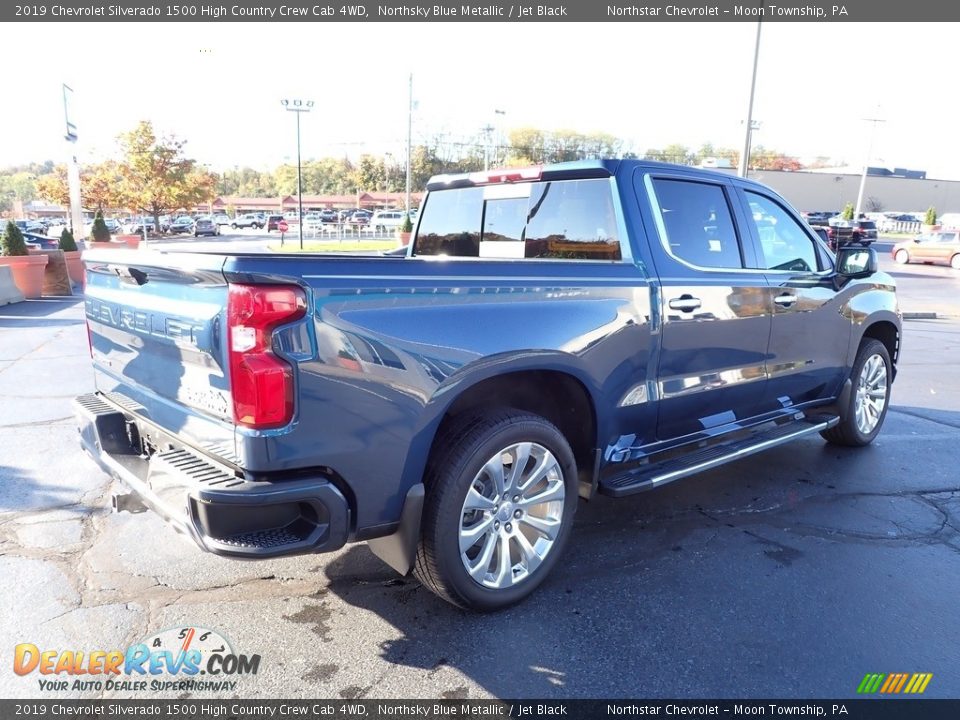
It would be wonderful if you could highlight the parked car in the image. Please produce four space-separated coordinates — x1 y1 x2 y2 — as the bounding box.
124 218 155 234
169 217 195 234
371 210 405 231
302 213 324 230
231 214 263 229
193 217 219 237
14 219 47 235
265 214 286 232
349 210 373 227
212 214 232 226
23 232 58 250
76 159 900 611
854 220 878 242
318 209 339 224
892 231 960 269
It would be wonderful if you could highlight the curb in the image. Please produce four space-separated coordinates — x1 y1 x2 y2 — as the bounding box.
902 312 938 320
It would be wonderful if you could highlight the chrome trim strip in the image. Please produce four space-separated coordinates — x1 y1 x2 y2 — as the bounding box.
647 418 838 488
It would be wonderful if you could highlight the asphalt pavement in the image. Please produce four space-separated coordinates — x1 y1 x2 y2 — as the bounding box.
0 256 958 700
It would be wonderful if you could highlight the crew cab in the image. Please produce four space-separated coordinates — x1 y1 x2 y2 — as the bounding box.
74 160 901 611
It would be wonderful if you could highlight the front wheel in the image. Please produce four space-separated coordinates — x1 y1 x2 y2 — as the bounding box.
821 338 892 447
414 410 578 611
951 254 960 270
231 223 238 229
895 249 910 264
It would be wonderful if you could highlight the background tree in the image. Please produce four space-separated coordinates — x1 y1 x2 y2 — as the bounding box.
90 209 111 242
59 227 78 252
2 220 28 256
34 166 70 207
116 121 216 231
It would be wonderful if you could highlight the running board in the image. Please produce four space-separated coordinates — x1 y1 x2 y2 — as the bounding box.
598 415 839 498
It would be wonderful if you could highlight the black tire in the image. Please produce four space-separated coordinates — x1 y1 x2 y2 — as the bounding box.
414 409 578 611
951 254 960 270
231 223 238 229
821 338 892 447
894 249 910 264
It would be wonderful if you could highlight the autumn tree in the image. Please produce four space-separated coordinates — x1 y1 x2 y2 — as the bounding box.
34 167 70 207
116 121 216 230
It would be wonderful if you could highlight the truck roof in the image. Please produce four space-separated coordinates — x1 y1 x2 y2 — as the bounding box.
425 158 757 191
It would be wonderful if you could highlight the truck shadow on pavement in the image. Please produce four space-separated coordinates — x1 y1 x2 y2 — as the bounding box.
317 411 960 698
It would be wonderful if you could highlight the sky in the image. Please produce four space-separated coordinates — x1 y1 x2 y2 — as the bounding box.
3 21 956 178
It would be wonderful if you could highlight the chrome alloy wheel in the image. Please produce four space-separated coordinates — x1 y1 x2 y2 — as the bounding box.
458 442 566 590
854 354 888 435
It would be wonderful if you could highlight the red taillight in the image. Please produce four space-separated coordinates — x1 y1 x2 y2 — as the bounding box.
227 284 306 429
468 166 542 185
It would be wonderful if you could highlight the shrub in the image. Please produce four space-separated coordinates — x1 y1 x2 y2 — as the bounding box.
59 228 78 252
90 209 111 242
924 206 937 226
2 220 29 256
840 203 855 221
399 214 413 233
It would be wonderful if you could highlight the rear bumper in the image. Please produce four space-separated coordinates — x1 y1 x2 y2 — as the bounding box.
74 392 350 559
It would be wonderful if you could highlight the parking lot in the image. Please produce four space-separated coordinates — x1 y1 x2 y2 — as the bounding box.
1 252 958 699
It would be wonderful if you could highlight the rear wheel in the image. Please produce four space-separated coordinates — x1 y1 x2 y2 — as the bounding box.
414 410 578 611
821 338 891 447
895 249 910 264
951 254 960 270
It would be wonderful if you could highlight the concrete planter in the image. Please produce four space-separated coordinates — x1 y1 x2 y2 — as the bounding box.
62 250 84 285
0 254 49 299
116 234 141 248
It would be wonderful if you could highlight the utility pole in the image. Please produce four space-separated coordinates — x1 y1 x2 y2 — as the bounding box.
281 98 313 249
62 83 84 239
481 124 495 171
405 73 412 214
854 116 886 219
739 10 763 178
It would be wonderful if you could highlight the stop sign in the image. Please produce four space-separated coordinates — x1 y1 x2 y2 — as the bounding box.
278 220 289 233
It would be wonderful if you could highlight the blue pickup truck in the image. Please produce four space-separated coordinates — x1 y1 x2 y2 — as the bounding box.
75 160 901 610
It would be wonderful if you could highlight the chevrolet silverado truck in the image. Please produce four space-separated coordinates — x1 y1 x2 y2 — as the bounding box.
75 160 901 611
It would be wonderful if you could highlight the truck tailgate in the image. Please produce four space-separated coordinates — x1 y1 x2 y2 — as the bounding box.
83 249 237 462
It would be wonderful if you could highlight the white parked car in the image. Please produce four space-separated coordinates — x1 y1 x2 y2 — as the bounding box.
371 210 405 232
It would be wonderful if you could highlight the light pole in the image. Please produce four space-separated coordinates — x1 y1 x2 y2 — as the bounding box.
481 125 495 170
281 98 313 249
383 151 393 210
494 109 506 165
854 115 885 219
739 10 763 178
405 73 413 214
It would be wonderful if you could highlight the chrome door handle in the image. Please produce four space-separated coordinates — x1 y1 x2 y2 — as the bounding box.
774 293 797 307
668 296 702 312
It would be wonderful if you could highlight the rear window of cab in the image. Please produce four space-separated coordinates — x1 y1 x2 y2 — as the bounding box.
414 178 622 261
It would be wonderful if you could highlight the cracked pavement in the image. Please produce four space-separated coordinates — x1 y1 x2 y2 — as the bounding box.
1 265 960 700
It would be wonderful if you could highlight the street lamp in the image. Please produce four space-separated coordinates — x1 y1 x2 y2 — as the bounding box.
383 152 393 210
280 98 314 248
494 109 506 165
854 115 885 219
739 12 763 178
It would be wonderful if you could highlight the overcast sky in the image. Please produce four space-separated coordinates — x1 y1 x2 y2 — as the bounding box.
3 22 955 177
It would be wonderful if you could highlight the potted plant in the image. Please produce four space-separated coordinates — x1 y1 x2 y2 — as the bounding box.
840 203 855 221
397 214 413 246
922 206 940 233
0 220 48 299
58 228 84 285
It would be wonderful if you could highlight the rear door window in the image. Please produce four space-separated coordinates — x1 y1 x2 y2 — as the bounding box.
650 178 743 269
415 178 621 260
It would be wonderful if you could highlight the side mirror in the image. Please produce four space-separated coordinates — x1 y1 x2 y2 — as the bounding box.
836 246 877 278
